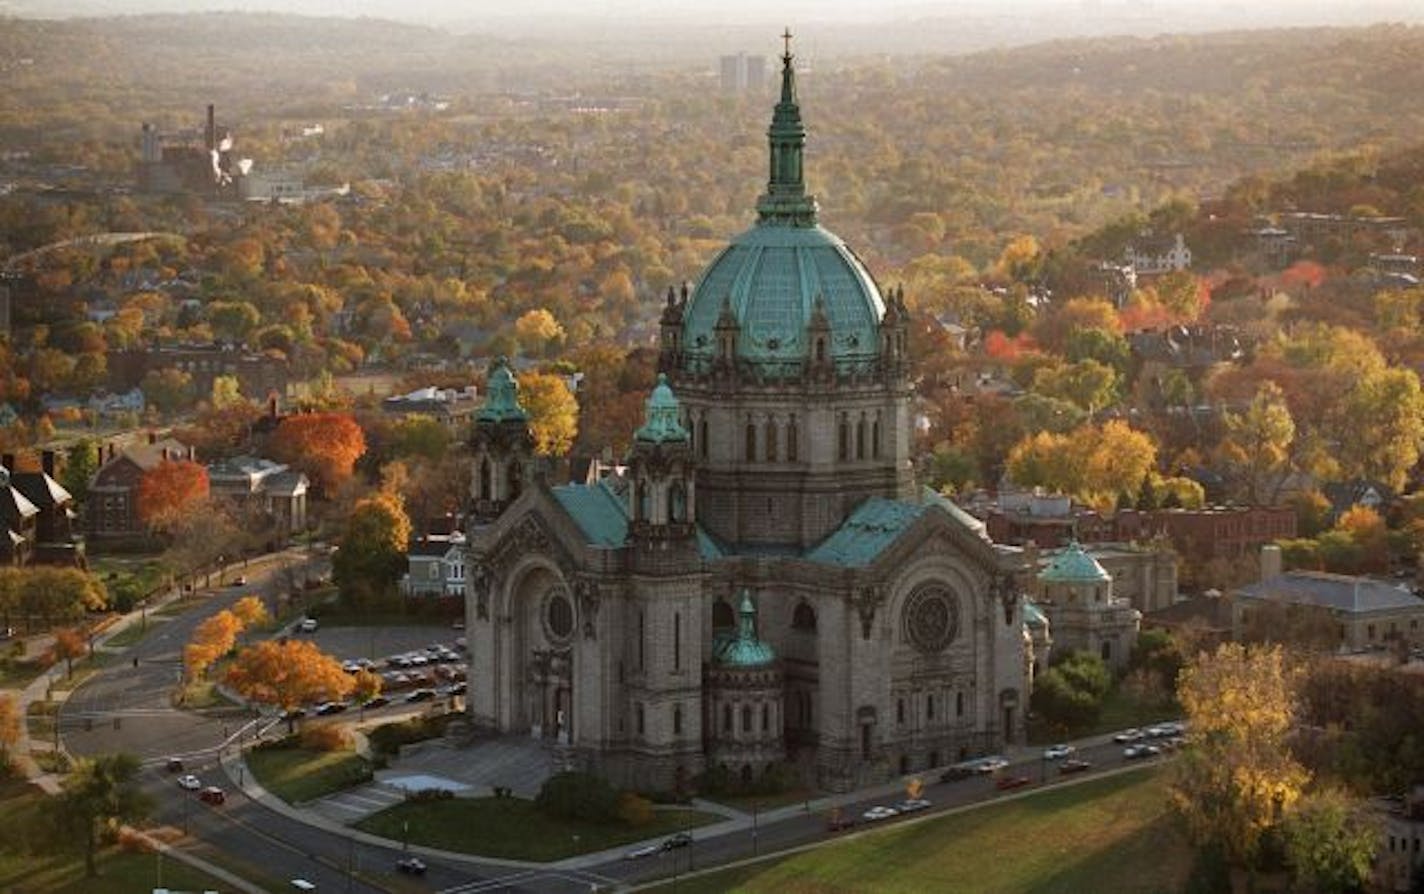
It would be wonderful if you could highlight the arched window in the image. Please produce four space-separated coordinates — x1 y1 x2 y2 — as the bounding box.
478 458 491 500
838 415 849 461
636 482 651 521
637 703 645 735
787 417 799 462
745 421 756 462
856 416 867 460
508 460 522 500
896 698 905 725
956 691 964 717
713 600 735 631
669 481 686 522
699 417 709 459
792 601 817 632
742 705 752 733
927 693 935 721
764 418 778 462
723 703 732 733
673 612 681 670
872 417 881 459
673 704 683 736
762 703 769 732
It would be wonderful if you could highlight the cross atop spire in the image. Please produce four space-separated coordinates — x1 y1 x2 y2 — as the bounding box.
756 28 818 227
782 27 793 60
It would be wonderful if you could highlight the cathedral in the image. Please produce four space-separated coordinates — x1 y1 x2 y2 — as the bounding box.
464 41 1028 792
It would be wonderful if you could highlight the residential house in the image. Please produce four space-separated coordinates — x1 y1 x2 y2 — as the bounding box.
107 342 288 405
1373 786 1424 893
401 532 466 598
1115 505 1297 564
87 436 195 540
8 451 82 566
206 455 309 539
1124 232 1191 276
381 385 480 433
1322 479 1393 522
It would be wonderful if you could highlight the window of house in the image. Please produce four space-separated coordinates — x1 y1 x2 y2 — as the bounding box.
428 564 439 580
1101 641 1112 661
792 601 817 631
1369 624 1376 640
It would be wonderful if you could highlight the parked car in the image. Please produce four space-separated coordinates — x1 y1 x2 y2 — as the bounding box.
164 757 184 773
1123 744 1161 760
662 832 692 850
231 576 247 587
1043 744 1075 760
297 618 318 633
405 688 438 703
826 810 857 831
624 843 662 860
362 696 390 710
976 756 1010 774
314 702 347 716
199 786 226 805
1059 759 1093 775
1113 728 1143 744
290 880 317 891
940 764 977 783
395 857 427 875
448 682 467 696
177 774 202 791
995 775 1033 791
895 798 932 813
280 707 307 722
861 805 899 821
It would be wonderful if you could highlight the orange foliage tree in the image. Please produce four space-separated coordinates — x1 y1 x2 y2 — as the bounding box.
0 693 18 770
136 459 209 532
54 626 87 678
230 594 270 631
224 639 354 729
183 609 243 680
269 412 366 495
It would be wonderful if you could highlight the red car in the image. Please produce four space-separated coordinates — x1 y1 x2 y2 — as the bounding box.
199 786 226 805
995 775 1033 790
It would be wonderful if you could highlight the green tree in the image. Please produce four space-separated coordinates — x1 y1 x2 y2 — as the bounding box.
333 491 411 607
386 414 451 462
60 439 99 504
139 367 194 418
1338 367 1424 491
1220 382 1296 504
48 753 152 878
1031 359 1120 414
207 300 261 342
1282 788 1377 894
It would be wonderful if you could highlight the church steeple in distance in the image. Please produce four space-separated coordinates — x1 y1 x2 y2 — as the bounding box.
756 28 819 227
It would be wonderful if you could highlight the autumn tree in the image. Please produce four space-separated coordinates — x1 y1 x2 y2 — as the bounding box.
230 594 270 631
136 459 209 532
1171 643 1309 873
183 609 242 680
352 668 382 718
1281 788 1377 894
139 367 194 418
514 308 566 357
333 491 410 608
1006 420 1157 511
0 693 18 771
54 627 87 679
224 640 354 731
48 753 152 878
60 439 99 505
520 372 579 457
269 412 366 495
1220 381 1296 505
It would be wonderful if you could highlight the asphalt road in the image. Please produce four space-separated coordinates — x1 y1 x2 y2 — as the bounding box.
59 553 1176 894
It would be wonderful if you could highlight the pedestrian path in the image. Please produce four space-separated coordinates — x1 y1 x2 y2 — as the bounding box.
308 780 407 823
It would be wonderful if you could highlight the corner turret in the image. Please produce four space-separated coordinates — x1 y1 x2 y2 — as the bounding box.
470 356 534 523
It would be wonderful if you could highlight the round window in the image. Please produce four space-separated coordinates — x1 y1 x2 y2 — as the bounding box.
903 584 959 654
546 590 574 641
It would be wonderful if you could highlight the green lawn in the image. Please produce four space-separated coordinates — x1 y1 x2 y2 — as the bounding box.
356 797 724 862
648 769 1194 894
245 744 372 804
102 619 162 650
708 788 819 814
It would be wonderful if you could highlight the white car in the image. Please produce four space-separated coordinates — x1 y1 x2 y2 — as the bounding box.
861 805 900 822
895 798 932 813
177 774 202 790
624 842 662 860
297 618 318 633
975 756 1010 774
1113 728 1143 744
1043 744 1075 760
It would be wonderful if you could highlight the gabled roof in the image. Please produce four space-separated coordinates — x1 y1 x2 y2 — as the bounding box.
0 483 39 523
551 480 628 548
1238 571 1423 615
123 438 192 472
804 488 989 568
10 471 70 510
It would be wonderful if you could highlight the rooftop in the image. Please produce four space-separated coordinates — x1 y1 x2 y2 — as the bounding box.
1239 571 1424 615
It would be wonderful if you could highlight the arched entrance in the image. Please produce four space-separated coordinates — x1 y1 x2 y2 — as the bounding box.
508 564 577 742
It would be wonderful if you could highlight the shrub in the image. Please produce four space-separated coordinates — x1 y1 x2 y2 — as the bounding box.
407 787 455 803
300 722 352 752
535 771 619 823
116 827 154 853
368 714 451 756
617 791 654 826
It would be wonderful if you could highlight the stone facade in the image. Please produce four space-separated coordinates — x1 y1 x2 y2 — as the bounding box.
463 44 1026 794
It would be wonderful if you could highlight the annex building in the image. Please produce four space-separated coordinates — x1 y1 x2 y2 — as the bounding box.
463 42 1028 792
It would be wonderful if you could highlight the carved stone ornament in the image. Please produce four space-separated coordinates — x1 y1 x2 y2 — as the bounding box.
471 561 491 621
902 584 959 654
994 573 1018 626
575 576 600 639
851 585 885 640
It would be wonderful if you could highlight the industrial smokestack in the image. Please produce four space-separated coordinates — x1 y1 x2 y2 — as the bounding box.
1261 544 1283 582
206 104 216 152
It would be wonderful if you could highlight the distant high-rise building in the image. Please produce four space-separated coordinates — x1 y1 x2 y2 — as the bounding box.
720 53 768 93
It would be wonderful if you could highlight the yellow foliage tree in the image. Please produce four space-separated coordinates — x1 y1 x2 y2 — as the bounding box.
0 693 18 770
224 639 354 729
520 372 579 456
230 595 270 630
1170 643 1309 872
183 609 243 680
514 308 566 356
1006 420 1157 511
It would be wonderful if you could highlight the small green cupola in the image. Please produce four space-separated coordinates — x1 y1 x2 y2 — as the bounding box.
634 374 690 444
715 590 777 668
477 356 528 423
1039 541 1111 584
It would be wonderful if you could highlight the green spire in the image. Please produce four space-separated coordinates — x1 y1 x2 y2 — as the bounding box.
477 356 528 423
634 373 689 443
756 28 818 227
714 589 777 667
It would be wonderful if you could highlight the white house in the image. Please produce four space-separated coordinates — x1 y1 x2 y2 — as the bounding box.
401 532 467 598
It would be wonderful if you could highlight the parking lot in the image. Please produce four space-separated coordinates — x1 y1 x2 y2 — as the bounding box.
301 623 458 663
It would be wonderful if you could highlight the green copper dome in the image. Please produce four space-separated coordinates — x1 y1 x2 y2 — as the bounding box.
681 41 886 378
634 373 689 443
715 590 776 668
1039 541 1112 584
477 356 528 423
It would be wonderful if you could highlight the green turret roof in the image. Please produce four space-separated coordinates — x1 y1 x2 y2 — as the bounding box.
1039 541 1112 584
715 590 776 668
477 356 528 423
680 35 886 378
634 374 689 443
